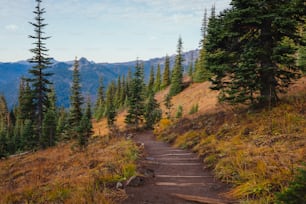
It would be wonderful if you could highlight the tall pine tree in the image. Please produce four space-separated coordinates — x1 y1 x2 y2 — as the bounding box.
169 37 184 96
69 58 83 137
154 64 161 92
194 8 211 83
94 77 105 119
28 0 53 144
147 65 155 96
161 55 171 89
125 60 145 129
105 81 117 127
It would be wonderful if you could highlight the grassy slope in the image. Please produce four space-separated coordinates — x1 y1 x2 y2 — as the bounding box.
93 76 306 203
153 77 306 203
0 137 138 204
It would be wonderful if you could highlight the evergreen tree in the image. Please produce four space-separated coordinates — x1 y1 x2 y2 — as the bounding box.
115 76 122 108
56 107 69 140
144 91 162 129
125 60 145 129
194 8 211 83
161 55 171 89
169 37 184 96
15 79 36 150
19 80 35 121
41 87 57 148
147 65 155 96
77 98 92 149
0 95 9 132
105 81 117 127
69 58 83 137
154 64 161 92
28 0 53 143
94 77 105 120
298 25 306 72
22 119 36 150
206 0 306 106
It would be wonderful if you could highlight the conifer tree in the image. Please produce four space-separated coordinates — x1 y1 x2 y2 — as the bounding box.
115 76 122 108
77 98 92 149
94 77 105 119
0 95 9 133
194 8 211 83
206 0 306 105
69 58 83 137
0 131 8 158
154 64 161 92
56 107 69 140
125 60 145 129
18 80 35 121
147 66 155 96
144 91 162 129
41 86 57 147
105 81 117 127
28 0 53 143
161 55 171 89
298 25 306 72
169 37 184 96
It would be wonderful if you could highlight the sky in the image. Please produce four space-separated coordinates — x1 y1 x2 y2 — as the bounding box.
0 0 231 63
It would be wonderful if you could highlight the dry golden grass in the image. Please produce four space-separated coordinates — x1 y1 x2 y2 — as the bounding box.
154 77 306 203
93 77 221 136
155 80 220 118
0 137 138 204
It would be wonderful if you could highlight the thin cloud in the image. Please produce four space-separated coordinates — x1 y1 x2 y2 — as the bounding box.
5 24 18 31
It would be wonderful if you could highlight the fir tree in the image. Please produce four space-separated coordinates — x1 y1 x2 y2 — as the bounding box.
206 0 306 106
194 8 210 83
41 87 57 148
298 25 306 72
0 130 8 158
56 107 69 140
0 95 9 132
147 65 155 96
28 0 53 143
169 37 184 96
77 98 92 149
94 77 105 120
154 64 161 92
161 55 171 89
125 60 145 129
144 91 162 129
69 58 83 137
105 81 117 127
115 76 122 108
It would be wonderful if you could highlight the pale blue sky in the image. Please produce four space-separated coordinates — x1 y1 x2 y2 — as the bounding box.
1 0 231 63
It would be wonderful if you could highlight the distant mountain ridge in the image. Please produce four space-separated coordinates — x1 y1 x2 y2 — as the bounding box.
0 49 199 108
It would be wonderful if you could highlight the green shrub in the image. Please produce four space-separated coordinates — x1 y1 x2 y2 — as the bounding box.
276 165 306 204
176 105 183 118
189 104 199 115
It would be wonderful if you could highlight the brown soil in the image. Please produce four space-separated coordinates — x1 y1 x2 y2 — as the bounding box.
123 131 234 204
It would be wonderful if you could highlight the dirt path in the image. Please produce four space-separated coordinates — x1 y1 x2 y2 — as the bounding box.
123 131 233 204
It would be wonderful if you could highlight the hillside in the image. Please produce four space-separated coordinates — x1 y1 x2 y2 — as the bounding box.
153 77 306 203
94 76 306 203
0 50 199 108
0 136 138 204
